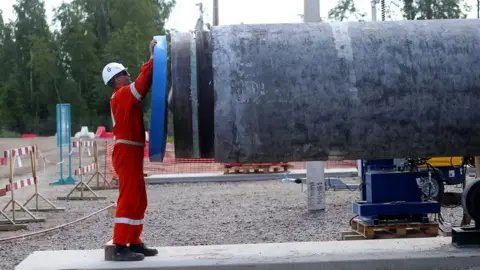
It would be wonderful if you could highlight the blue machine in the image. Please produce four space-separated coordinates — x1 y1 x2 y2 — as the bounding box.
352 159 460 226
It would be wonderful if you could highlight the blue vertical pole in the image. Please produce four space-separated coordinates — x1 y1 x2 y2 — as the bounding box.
51 104 76 185
67 105 72 179
59 104 63 180
65 104 76 183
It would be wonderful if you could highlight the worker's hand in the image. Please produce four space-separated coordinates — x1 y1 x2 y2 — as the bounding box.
150 39 157 58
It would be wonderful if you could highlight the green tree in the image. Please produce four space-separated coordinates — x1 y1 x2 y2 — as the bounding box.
402 0 471 19
52 0 175 133
53 0 101 130
0 11 15 133
328 0 367 21
8 0 59 134
0 0 176 135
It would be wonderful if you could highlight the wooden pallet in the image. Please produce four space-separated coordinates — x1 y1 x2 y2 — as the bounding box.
341 218 439 240
223 164 292 174
438 224 452 237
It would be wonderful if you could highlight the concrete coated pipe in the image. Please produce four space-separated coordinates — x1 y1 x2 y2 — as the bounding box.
171 19 480 163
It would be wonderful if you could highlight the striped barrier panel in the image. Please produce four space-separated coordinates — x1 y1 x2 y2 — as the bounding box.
57 140 108 201
75 163 96 176
0 145 51 231
5 176 36 192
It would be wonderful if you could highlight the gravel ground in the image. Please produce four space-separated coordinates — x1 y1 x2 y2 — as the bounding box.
0 136 472 269
0 177 470 270
0 177 365 269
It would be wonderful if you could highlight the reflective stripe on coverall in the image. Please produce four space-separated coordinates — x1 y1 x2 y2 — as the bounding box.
110 58 153 246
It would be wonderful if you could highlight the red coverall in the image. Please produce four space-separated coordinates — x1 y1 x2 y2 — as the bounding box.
110 58 153 246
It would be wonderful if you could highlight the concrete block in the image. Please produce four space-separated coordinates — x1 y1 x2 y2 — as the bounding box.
14 237 480 270
104 240 115 261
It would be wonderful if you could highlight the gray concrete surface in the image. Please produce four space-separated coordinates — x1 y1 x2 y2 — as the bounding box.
145 168 358 184
15 237 480 270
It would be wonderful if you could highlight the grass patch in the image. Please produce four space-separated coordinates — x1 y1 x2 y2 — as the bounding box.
0 130 22 138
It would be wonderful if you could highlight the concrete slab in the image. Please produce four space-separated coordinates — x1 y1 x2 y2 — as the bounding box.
146 168 358 184
15 237 480 270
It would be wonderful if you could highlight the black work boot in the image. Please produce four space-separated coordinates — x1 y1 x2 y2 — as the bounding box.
129 243 158 257
113 245 145 261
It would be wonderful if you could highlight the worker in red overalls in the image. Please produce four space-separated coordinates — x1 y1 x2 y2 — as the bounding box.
101 39 158 261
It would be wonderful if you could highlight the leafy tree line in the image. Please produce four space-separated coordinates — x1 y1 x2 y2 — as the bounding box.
326 0 471 22
0 0 176 137
0 0 473 137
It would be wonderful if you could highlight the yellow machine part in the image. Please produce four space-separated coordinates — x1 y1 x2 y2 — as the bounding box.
417 157 463 168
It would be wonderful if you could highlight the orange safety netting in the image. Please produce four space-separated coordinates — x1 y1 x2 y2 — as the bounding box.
103 141 358 180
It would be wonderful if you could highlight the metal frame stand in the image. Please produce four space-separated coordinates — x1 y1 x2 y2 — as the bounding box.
0 151 46 231
57 141 107 201
18 151 65 212
76 141 115 190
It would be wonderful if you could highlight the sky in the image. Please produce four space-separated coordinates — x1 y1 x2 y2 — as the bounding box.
0 0 478 31
0 0 377 31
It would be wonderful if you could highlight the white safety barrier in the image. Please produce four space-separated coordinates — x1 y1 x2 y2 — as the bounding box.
74 126 95 139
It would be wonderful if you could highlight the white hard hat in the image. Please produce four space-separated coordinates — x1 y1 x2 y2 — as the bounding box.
102 62 127 85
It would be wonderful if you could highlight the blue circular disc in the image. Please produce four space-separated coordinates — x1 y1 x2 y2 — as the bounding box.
148 35 168 162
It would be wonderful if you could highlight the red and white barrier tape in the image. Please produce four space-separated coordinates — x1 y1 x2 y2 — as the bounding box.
36 142 94 174
37 148 75 166
37 148 75 174
4 146 37 168
72 140 93 156
5 176 36 192
74 163 96 176
4 145 37 158
72 140 94 148
38 139 93 169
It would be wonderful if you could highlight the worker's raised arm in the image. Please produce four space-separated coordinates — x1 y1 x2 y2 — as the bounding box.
106 39 157 107
127 39 157 103
129 57 154 101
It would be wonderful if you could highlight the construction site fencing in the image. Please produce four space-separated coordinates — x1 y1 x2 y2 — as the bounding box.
103 141 358 180
0 144 64 231
56 140 109 201
0 138 356 232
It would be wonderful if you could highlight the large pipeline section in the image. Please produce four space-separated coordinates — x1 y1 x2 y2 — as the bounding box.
163 19 480 163
170 31 214 159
